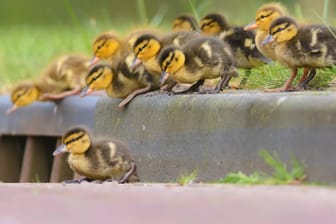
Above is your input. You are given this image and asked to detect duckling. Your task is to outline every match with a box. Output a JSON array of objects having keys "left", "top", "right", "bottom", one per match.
[
  {"left": 89, "top": 32, "right": 129, "bottom": 66},
  {"left": 262, "top": 16, "right": 336, "bottom": 91},
  {"left": 53, "top": 127, "right": 139, "bottom": 184},
  {"left": 200, "top": 12, "right": 270, "bottom": 69},
  {"left": 132, "top": 31, "right": 199, "bottom": 74},
  {"left": 244, "top": 3, "right": 316, "bottom": 89},
  {"left": 159, "top": 36, "right": 238, "bottom": 93},
  {"left": 81, "top": 54, "right": 159, "bottom": 108},
  {"left": 172, "top": 14, "right": 200, "bottom": 32},
  {"left": 132, "top": 31, "right": 199, "bottom": 91},
  {"left": 244, "top": 3, "right": 288, "bottom": 61},
  {"left": 6, "top": 54, "right": 90, "bottom": 114}
]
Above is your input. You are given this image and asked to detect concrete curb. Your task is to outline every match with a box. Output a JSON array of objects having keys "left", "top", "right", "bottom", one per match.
[
  {"left": 1, "top": 91, "right": 336, "bottom": 183},
  {"left": 94, "top": 91, "right": 336, "bottom": 183}
]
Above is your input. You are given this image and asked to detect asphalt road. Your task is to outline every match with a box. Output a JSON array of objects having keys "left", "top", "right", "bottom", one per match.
[{"left": 1, "top": 183, "right": 336, "bottom": 224}]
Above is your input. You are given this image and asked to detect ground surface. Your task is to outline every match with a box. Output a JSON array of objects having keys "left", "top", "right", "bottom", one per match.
[{"left": 1, "top": 183, "right": 336, "bottom": 224}]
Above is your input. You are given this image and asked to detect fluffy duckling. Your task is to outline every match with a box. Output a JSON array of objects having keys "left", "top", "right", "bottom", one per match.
[
  {"left": 244, "top": 3, "right": 316, "bottom": 89},
  {"left": 82, "top": 54, "right": 159, "bottom": 108},
  {"left": 159, "top": 36, "right": 238, "bottom": 93},
  {"left": 53, "top": 127, "right": 139, "bottom": 183},
  {"left": 244, "top": 3, "right": 288, "bottom": 61},
  {"left": 262, "top": 16, "right": 336, "bottom": 91},
  {"left": 200, "top": 13, "right": 270, "bottom": 69},
  {"left": 172, "top": 14, "right": 200, "bottom": 32},
  {"left": 6, "top": 54, "right": 90, "bottom": 114},
  {"left": 132, "top": 31, "right": 199, "bottom": 80},
  {"left": 89, "top": 32, "right": 129, "bottom": 66}
]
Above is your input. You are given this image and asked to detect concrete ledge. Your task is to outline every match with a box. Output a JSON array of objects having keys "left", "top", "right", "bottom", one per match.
[
  {"left": 1, "top": 91, "right": 336, "bottom": 183},
  {"left": 0, "top": 95, "right": 99, "bottom": 136},
  {"left": 94, "top": 91, "right": 336, "bottom": 183}
]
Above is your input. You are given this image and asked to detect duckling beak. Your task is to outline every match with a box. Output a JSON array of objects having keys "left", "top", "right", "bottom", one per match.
[
  {"left": 53, "top": 144, "right": 68, "bottom": 156},
  {"left": 80, "top": 87, "right": 94, "bottom": 98},
  {"left": 88, "top": 56, "right": 100, "bottom": 67},
  {"left": 130, "top": 57, "right": 142, "bottom": 71},
  {"left": 5, "top": 104, "right": 18, "bottom": 115},
  {"left": 262, "top": 35, "right": 274, "bottom": 45},
  {"left": 160, "top": 71, "right": 170, "bottom": 85},
  {"left": 244, "top": 22, "right": 258, "bottom": 31}
]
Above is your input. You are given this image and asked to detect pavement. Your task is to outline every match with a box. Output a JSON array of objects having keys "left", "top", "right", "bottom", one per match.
[{"left": 1, "top": 183, "right": 336, "bottom": 224}]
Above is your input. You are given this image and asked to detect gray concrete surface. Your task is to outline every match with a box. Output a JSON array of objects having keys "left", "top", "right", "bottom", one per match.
[
  {"left": 1, "top": 91, "right": 336, "bottom": 183},
  {"left": 0, "top": 183, "right": 335, "bottom": 224},
  {"left": 94, "top": 91, "right": 336, "bottom": 183},
  {"left": 0, "top": 95, "right": 98, "bottom": 136}
]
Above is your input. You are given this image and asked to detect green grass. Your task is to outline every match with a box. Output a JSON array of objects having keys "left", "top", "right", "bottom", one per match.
[
  {"left": 177, "top": 170, "right": 198, "bottom": 186},
  {"left": 1, "top": 1, "right": 336, "bottom": 93},
  {"left": 216, "top": 150, "right": 307, "bottom": 185}
]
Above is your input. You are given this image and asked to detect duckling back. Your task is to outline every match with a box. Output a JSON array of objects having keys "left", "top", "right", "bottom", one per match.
[
  {"left": 68, "top": 138, "right": 139, "bottom": 182},
  {"left": 201, "top": 13, "right": 270, "bottom": 69},
  {"left": 38, "top": 54, "right": 90, "bottom": 93},
  {"left": 172, "top": 14, "right": 200, "bottom": 32},
  {"left": 159, "top": 36, "right": 238, "bottom": 86}
]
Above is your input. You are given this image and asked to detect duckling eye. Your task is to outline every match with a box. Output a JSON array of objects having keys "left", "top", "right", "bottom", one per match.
[{"left": 175, "top": 58, "right": 178, "bottom": 62}]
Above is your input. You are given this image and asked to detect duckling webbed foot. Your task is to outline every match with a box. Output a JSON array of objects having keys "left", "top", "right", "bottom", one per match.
[
  {"left": 118, "top": 85, "right": 152, "bottom": 109},
  {"left": 170, "top": 80, "right": 205, "bottom": 94},
  {"left": 295, "top": 68, "right": 316, "bottom": 90},
  {"left": 118, "top": 161, "right": 137, "bottom": 184},
  {"left": 62, "top": 177, "right": 94, "bottom": 184}
]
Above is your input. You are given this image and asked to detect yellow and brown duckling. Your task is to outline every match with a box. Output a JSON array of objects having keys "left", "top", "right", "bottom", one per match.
[
  {"left": 132, "top": 31, "right": 199, "bottom": 90},
  {"left": 82, "top": 55, "right": 160, "bottom": 108},
  {"left": 89, "top": 31, "right": 129, "bottom": 66},
  {"left": 53, "top": 127, "right": 139, "bottom": 184},
  {"left": 244, "top": 3, "right": 317, "bottom": 89},
  {"left": 172, "top": 14, "right": 200, "bottom": 32},
  {"left": 6, "top": 54, "right": 90, "bottom": 114},
  {"left": 159, "top": 36, "right": 239, "bottom": 93},
  {"left": 200, "top": 12, "right": 271, "bottom": 69},
  {"left": 262, "top": 16, "right": 336, "bottom": 91},
  {"left": 244, "top": 2, "right": 288, "bottom": 61},
  {"left": 132, "top": 31, "right": 199, "bottom": 74}
]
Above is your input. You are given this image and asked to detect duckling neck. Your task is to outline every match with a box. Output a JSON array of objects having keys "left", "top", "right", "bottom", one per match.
[{"left": 143, "top": 57, "right": 161, "bottom": 75}]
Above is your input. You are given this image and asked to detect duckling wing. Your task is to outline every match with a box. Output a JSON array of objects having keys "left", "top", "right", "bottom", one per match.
[
  {"left": 298, "top": 25, "right": 336, "bottom": 65},
  {"left": 221, "top": 27, "right": 271, "bottom": 65},
  {"left": 183, "top": 37, "right": 232, "bottom": 68},
  {"left": 161, "top": 31, "right": 199, "bottom": 48}
]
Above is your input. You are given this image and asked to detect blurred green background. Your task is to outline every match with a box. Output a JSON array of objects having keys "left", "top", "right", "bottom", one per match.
[
  {"left": 1, "top": 0, "right": 335, "bottom": 26},
  {"left": 0, "top": 0, "right": 335, "bottom": 90}
]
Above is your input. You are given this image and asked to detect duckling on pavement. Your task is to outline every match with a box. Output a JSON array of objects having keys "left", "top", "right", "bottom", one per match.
[
  {"left": 262, "top": 16, "right": 336, "bottom": 92},
  {"left": 6, "top": 54, "right": 90, "bottom": 115},
  {"left": 53, "top": 127, "right": 139, "bottom": 184},
  {"left": 159, "top": 36, "right": 239, "bottom": 93}
]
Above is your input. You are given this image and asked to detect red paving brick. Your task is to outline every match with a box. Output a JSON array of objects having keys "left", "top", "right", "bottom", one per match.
[{"left": 1, "top": 183, "right": 336, "bottom": 224}]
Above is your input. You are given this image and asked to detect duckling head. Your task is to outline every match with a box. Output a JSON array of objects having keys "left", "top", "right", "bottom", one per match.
[
  {"left": 81, "top": 64, "right": 113, "bottom": 97},
  {"left": 172, "top": 14, "right": 199, "bottom": 32},
  {"left": 158, "top": 46, "right": 185, "bottom": 84},
  {"left": 133, "top": 34, "right": 162, "bottom": 61},
  {"left": 6, "top": 83, "right": 40, "bottom": 115},
  {"left": 90, "top": 33, "right": 121, "bottom": 66},
  {"left": 244, "top": 3, "right": 287, "bottom": 31},
  {"left": 262, "top": 16, "right": 298, "bottom": 45},
  {"left": 53, "top": 127, "right": 91, "bottom": 155},
  {"left": 131, "top": 34, "right": 162, "bottom": 69},
  {"left": 200, "top": 13, "right": 229, "bottom": 35}
]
